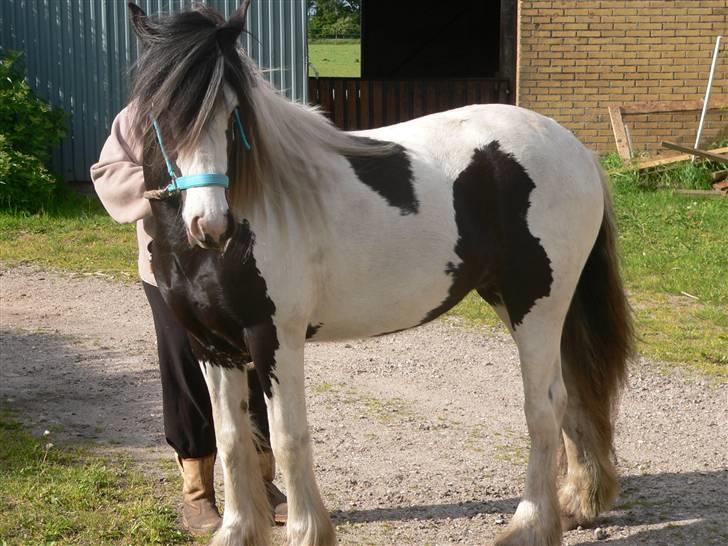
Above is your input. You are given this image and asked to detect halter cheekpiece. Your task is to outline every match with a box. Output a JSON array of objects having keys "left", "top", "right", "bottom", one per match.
[{"left": 144, "top": 109, "right": 251, "bottom": 200}]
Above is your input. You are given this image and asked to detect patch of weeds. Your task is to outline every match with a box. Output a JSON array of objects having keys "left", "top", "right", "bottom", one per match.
[
  {"left": 0, "top": 410, "right": 193, "bottom": 545},
  {"left": 603, "top": 151, "right": 723, "bottom": 191},
  {"left": 319, "top": 384, "right": 417, "bottom": 425},
  {"left": 493, "top": 442, "right": 528, "bottom": 467},
  {"left": 358, "top": 394, "right": 414, "bottom": 423},
  {"left": 463, "top": 423, "right": 487, "bottom": 453},
  {"left": 464, "top": 424, "right": 528, "bottom": 466},
  {"left": 312, "top": 381, "right": 336, "bottom": 394}
]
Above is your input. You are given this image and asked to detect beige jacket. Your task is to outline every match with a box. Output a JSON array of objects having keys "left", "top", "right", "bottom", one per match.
[{"left": 90, "top": 107, "right": 156, "bottom": 285}]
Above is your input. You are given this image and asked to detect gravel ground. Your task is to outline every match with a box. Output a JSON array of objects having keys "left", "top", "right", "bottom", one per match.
[{"left": 1, "top": 265, "right": 726, "bottom": 545}]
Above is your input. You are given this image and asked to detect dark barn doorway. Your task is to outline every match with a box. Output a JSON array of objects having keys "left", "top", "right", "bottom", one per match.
[
  {"left": 309, "top": 0, "right": 517, "bottom": 130},
  {"left": 361, "top": 1, "right": 503, "bottom": 79}
]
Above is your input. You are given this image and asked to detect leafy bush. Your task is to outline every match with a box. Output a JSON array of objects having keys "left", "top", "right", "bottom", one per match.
[{"left": 0, "top": 50, "right": 66, "bottom": 212}]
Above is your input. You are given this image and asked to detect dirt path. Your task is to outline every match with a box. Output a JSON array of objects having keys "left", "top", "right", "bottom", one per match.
[{"left": 1, "top": 265, "right": 726, "bottom": 545}]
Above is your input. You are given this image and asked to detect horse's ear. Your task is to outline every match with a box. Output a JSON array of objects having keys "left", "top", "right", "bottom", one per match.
[
  {"left": 217, "top": 0, "right": 251, "bottom": 50},
  {"left": 128, "top": 3, "right": 155, "bottom": 42}
]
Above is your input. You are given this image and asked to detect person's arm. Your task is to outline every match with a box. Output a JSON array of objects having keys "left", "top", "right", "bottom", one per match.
[{"left": 90, "top": 106, "right": 151, "bottom": 223}]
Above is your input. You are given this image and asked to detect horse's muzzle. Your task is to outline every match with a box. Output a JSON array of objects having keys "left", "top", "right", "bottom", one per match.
[{"left": 187, "top": 212, "right": 234, "bottom": 251}]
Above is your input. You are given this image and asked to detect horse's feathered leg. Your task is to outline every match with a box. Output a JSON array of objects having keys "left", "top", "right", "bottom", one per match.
[
  {"left": 200, "top": 363, "right": 272, "bottom": 546},
  {"left": 558, "top": 186, "right": 632, "bottom": 529},
  {"left": 493, "top": 308, "right": 568, "bottom": 546},
  {"left": 266, "top": 340, "right": 336, "bottom": 546}
]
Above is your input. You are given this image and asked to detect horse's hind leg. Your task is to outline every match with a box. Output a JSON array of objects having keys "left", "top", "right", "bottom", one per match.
[
  {"left": 558, "top": 367, "right": 619, "bottom": 529},
  {"left": 493, "top": 306, "right": 569, "bottom": 546},
  {"left": 200, "top": 363, "right": 271, "bottom": 546}
]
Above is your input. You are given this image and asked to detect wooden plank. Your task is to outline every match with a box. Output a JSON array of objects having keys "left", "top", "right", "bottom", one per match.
[
  {"left": 467, "top": 80, "right": 478, "bottom": 104},
  {"left": 371, "top": 80, "right": 383, "bottom": 128},
  {"left": 346, "top": 79, "right": 359, "bottom": 130},
  {"left": 634, "top": 146, "right": 728, "bottom": 170},
  {"left": 413, "top": 80, "right": 425, "bottom": 118},
  {"left": 308, "top": 79, "right": 319, "bottom": 104},
  {"left": 661, "top": 141, "right": 728, "bottom": 164},
  {"left": 673, "top": 189, "right": 725, "bottom": 198},
  {"left": 608, "top": 105, "right": 632, "bottom": 160},
  {"left": 333, "top": 79, "right": 345, "bottom": 129},
  {"left": 619, "top": 97, "right": 728, "bottom": 115},
  {"left": 425, "top": 83, "right": 437, "bottom": 116},
  {"left": 635, "top": 154, "right": 692, "bottom": 170},
  {"left": 386, "top": 81, "right": 399, "bottom": 125},
  {"left": 399, "top": 80, "right": 411, "bottom": 124},
  {"left": 359, "top": 80, "right": 371, "bottom": 129},
  {"left": 318, "top": 78, "right": 332, "bottom": 118},
  {"left": 454, "top": 80, "right": 467, "bottom": 109}
]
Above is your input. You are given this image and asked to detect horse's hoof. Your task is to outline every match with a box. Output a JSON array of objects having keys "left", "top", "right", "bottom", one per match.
[{"left": 494, "top": 520, "right": 561, "bottom": 546}]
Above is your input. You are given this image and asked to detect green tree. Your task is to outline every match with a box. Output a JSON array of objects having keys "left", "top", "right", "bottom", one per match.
[{"left": 308, "top": 0, "right": 361, "bottom": 40}]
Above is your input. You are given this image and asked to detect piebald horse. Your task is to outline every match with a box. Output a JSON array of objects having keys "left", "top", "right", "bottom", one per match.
[{"left": 127, "top": 3, "right": 633, "bottom": 545}]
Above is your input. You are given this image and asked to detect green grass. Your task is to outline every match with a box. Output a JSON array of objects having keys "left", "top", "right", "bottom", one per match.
[
  {"left": 0, "top": 194, "right": 137, "bottom": 279},
  {"left": 0, "top": 410, "right": 194, "bottom": 545},
  {"left": 308, "top": 40, "right": 360, "bottom": 77},
  {"left": 606, "top": 154, "right": 727, "bottom": 374}
]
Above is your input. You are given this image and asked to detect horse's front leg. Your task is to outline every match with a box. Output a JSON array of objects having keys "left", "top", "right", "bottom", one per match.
[
  {"left": 200, "top": 362, "right": 272, "bottom": 546},
  {"left": 265, "top": 337, "right": 335, "bottom": 546}
]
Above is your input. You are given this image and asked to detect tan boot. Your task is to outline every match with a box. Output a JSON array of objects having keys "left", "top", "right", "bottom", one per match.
[
  {"left": 259, "top": 450, "right": 288, "bottom": 524},
  {"left": 177, "top": 453, "right": 222, "bottom": 535}
]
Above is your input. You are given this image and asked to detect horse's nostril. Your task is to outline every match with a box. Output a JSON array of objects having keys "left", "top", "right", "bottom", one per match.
[
  {"left": 189, "top": 214, "right": 230, "bottom": 248},
  {"left": 189, "top": 215, "right": 204, "bottom": 241}
]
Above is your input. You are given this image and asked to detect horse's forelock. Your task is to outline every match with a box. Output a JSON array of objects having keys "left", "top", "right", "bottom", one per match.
[{"left": 129, "top": 5, "right": 254, "bottom": 157}]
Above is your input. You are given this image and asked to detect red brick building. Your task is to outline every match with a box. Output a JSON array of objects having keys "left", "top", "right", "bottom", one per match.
[{"left": 517, "top": 1, "right": 728, "bottom": 154}]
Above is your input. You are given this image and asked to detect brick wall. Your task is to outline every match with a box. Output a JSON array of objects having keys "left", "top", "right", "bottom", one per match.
[{"left": 517, "top": 1, "right": 728, "bottom": 155}]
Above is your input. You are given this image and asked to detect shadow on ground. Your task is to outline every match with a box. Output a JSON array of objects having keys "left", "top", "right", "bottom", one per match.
[
  {"left": 330, "top": 468, "right": 727, "bottom": 545},
  {"left": 0, "top": 329, "right": 163, "bottom": 448}
]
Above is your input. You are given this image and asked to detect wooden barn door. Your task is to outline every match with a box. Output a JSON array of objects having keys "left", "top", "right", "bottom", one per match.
[{"left": 309, "top": 0, "right": 518, "bottom": 130}]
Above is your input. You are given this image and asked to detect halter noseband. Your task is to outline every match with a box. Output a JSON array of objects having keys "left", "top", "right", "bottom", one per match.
[{"left": 144, "top": 108, "right": 251, "bottom": 200}]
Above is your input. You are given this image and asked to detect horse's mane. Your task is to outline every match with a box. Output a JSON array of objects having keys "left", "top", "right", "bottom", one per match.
[{"left": 129, "top": 5, "right": 392, "bottom": 221}]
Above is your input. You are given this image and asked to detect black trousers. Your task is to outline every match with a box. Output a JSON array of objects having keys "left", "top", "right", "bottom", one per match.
[{"left": 143, "top": 282, "right": 270, "bottom": 459}]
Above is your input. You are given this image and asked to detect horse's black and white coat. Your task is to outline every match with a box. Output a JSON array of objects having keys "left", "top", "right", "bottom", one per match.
[{"left": 130, "top": 4, "right": 633, "bottom": 546}]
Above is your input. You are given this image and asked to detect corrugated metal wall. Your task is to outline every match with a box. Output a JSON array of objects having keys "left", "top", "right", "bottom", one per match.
[{"left": 0, "top": 0, "right": 308, "bottom": 181}]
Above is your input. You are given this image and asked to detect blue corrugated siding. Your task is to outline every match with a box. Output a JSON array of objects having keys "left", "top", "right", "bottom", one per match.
[{"left": 0, "top": 0, "right": 308, "bottom": 181}]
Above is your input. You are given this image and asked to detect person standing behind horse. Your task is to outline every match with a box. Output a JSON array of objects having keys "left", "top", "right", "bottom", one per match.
[{"left": 90, "top": 105, "right": 287, "bottom": 534}]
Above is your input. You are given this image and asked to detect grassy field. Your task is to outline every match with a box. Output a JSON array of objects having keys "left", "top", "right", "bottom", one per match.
[
  {"left": 0, "top": 410, "right": 199, "bottom": 545},
  {"left": 0, "top": 196, "right": 137, "bottom": 279},
  {"left": 308, "top": 39, "right": 360, "bottom": 77}
]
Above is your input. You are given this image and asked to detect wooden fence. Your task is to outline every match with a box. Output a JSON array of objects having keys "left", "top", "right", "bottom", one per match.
[{"left": 308, "top": 77, "right": 512, "bottom": 130}]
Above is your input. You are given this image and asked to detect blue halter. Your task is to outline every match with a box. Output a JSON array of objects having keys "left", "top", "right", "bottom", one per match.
[{"left": 149, "top": 108, "right": 251, "bottom": 195}]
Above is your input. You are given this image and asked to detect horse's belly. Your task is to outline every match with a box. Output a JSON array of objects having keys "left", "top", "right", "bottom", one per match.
[{"left": 309, "top": 263, "right": 461, "bottom": 341}]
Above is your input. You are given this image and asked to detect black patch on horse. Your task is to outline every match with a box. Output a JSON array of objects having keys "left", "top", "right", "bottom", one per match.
[
  {"left": 346, "top": 137, "right": 419, "bottom": 215},
  {"left": 143, "top": 139, "right": 280, "bottom": 398},
  {"left": 421, "top": 141, "right": 553, "bottom": 327}
]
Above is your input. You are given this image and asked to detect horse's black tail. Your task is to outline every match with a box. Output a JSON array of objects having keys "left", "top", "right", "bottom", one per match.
[{"left": 559, "top": 166, "right": 635, "bottom": 523}]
